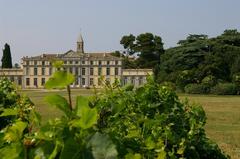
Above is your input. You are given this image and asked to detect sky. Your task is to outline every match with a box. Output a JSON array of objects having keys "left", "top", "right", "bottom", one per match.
[{"left": 0, "top": 0, "right": 240, "bottom": 63}]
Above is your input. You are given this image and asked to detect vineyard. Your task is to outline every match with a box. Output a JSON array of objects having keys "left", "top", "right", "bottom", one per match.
[{"left": 0, "top": 62, "right": 232, "bottom": 158}]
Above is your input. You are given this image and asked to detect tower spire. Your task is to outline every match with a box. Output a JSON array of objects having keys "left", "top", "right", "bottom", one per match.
[{"left": 77, "top": 33, "right": 84, "bottom": 53}]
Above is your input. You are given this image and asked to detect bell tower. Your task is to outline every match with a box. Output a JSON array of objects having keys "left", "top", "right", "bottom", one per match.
[{"left": 77, "top": 34, "right": 84, "bottom": 53}]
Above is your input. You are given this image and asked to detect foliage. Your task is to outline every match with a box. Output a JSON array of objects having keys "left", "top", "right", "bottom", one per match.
[
  {"left": 120, "top": 33, "right": 164, "bottom": 69},
  {"left": 92, "top": 77, "right": 228, "bottom": 158},
  {"left": 1, "top": 43, "right": 13, "bottom": 68},
  {"left": 158, "top": 29, "right": 240, "bottom": 94},
  {"left": 211, "top": 83, "right": 237, "bottom": 95},
  {"left": 184, "top": 83, "right": 210, "bottom": 94},
  {"left": 0, "top": 64, "right": 229, "bottom": 158}
]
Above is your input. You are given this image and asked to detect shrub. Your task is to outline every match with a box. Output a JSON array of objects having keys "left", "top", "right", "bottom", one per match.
[
  {"left": 159, "top": 81, "right": 176, "bottom": 91},
  {"left": 211, "top": 83, "right": 237, "bottom": 95},
  {"left": 93, "top": 77, "right": 228, "bottom": 158},
  {"left": 202, "top": 75, "right": 217, "bottom": 87},
  {"left": 184, "top": 83, "right": 210, "bottom": 94}
]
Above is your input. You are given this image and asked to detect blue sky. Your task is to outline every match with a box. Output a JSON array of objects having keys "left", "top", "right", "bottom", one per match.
[{"left": 0, "top": 0, "right": 240, "bottom": 63}]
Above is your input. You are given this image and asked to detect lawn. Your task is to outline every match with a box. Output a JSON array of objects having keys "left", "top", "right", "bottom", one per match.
[{"left": 19, "top": 90, "right": 240, "bottom": 159}]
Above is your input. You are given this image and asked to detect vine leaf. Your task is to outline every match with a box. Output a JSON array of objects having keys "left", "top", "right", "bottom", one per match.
[
  {"left": 45, "top": 94, "right": 72, "bottom": 117},
  {"left": 70, "top": 96, "right": 97, "bottom": 129},
  {"left": 4, "top": 121, "right": 27, "bottom": 142},
  {"left": 0, "top": 108, "right": 18, "bottom": 117},
  {"left": 45, "top": 71, "right": 75, "bottom": 89},
  {"left": 88, "top": 132, "right": 118, "bottom": 159}
]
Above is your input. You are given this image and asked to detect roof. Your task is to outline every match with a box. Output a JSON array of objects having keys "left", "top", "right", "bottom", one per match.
[{"left": 22, "top": 51, "right": 122, "bottom": 61}]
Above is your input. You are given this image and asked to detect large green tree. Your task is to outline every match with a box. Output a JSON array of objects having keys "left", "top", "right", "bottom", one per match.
[
  {"left": 1, "top": 43, "right": 13, "bottom": 68},
  {"left": 120, "top": 33, "right": 164, "bottom": 68},
  {"left": 158, "top": 29, "right": 240, "bottom": 92}
]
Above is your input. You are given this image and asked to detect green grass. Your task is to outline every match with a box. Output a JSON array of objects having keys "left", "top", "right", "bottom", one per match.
[
  {"left": 179, "top": 94, "right": 240, "bottom": 159},
  {"left": 18, "top": 90, "right": 240, "bottom": 158}
]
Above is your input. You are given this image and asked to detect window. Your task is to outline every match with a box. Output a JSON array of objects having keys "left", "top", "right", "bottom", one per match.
[
  {"left": 49, "top": 68, "right": 52, "bottom": 75},
  {"left": 26, "top": 78, "right": 30, "bottom": 86},
  {"left": 98, "top": 61, "right": 101, "bottom": 65},
  {"left": 115, "top": 67, "right": 118, "bottom": 75},
  {"left": 115, "top": 61, "right": 118, "bottom": 65},
  {"left": 18, "top": 77, "right": 22, "bottom": 85},
  {"left": 98, "top": 78, "right": 101, "bottom": 86},
  {"left": 75, "top": 78, "right": 79, "bottom": 85},
  {"left": 82, "top": 68, "right": 86, "bottom": 75},
  {"left": 106, "top": 67, "right": 110, "bottom": 76},
  {"left": 41, "top": 78, "right": 45, "bottom": 86},
  {"left": 26, "top": 61, "right": 29, "bottom": 65},
  {"left": 42, "top": 61, "right": 45, "bottom": 66},
  {"left": 139, "top": 77, "right": 143, "bottom": 85},
  {"left": 98, "top": 67, "right": 102, "bottom": 75},
  {"left": 90, "top": 61, "right": 93, "bottom": 65},
  {"left": 34, "top": 78, "right": 38, "bottom": 86},
  {"left": 107, "top": 61, "right": 110, "bottom": 65},
  {"left": 75, "top": 68, "right": 78, "bottom": 75},
  {"left": 90, "top": 68, "right": 94, "bottom": 75},
  {"left": 34, "top": 61, "right": 37, "bottom": 66},
  {"left": 10, "top": 77, "right": 14, "bottom": 82},
  {"left": 69, "top": 67, "right": 73, "bottom": 73},
  {"left": 64, "top": 61, "right": 67, "bottom": 64},
  {"left": 82, "top": 78, "right": 85, "bottom": 85},
  {"left": 26, "top": 67, "right": 29, "bottom": 75},
  {"left": 42, "top": 67, "right": 45, "bottom": 75},
  {"left": 131, "top": 77, "right": 135, "bottom": 85},
  {"left": 34, "top": 68, "right": 38, "bottom": 75},
  {"left": 82, "top": 61, "right": 85, "bottom": 65},
  {"left": 69, "top": 61, "right": 72, "bottom": 64},
  {"left": 75, "top": 61, "right": 78, "bottom": 64},
  {"left": 90, "top": 78, "right": 94, "bottom": 86}
]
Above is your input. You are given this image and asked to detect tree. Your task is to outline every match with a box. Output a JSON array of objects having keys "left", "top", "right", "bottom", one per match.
[
  {"left": 1, "top": 43, "right": 13, "bottom": 68},
  {"left": 120, "top": 33, "right": 164, "bottom": 68}
]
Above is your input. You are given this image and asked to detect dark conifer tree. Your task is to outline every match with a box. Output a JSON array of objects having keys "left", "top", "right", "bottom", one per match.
[{"left": 1, "top": 43, "right": 13, "bottom": 68}]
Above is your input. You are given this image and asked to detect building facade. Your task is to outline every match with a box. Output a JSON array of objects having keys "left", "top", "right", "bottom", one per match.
[{"left": 0, "top": 35, "right": 152, "bottom": 89}]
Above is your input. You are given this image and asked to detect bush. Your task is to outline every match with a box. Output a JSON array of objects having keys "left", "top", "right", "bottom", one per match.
[
  {"left": 184, "top": 83, "right": 210, "bottom": 94},
  {"left": 211, "top": 83, "right": 237, "bottom": 95},
  {"left": 93, "top": 77, "right": 228, "bottom": 158},
  {"left": 159, "top": 81, "right": 176, "bottom": 91}
]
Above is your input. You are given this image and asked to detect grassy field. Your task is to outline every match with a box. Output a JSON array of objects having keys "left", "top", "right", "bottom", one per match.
[{"left": 19, "top": 90, "right": 240, "bottom": 158}]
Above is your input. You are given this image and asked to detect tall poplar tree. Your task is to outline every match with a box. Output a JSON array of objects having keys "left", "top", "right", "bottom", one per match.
[{"left": 1, "top": 43, "right": 13, "bottom": 68}]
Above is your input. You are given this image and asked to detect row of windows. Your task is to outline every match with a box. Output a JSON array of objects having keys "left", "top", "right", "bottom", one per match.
[
  {"left": 26, "top": 67, "right": 52, "bottom": 76},
  {"left": 26, "top": 78, "right": 45, "bottom": 86},
  {"left": 25, "top": 60, "right": 121, "bottom": 66},
  {"left": 75, "top": 78, "right": 110, "bottom": 86},
  {"left": 63, "top": 60, "right": 119, "bottom": 65},
  {"left": 25, "top": 61, "right": 51, "bottom": 66}
]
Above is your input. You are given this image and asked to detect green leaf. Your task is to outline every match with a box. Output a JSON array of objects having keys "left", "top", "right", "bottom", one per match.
[
  {"left": 60, "top": 137, "right": 82, "bottom": 159},
  {"left": 145, "top": 137, "right": 155, "bottom": 150},
  {"left": 88, "top": 132, "right": 118, "bottom": 159},
  {"left": 45, "top": 94, "right": 72, "bottom": 117},
  {"left": 0, "top": 108, "right": 18, "bottom": 117},
  {"left": 125, "top": 153, "right": 141, "bottom": 159},
  {"left": 75, "top": 96, "right": 89, "bottom": 117},
  {"left": 4, "top": 121, "right": 27, "bottom": 142},
  {"left": 45, "top": 71, "right": 75, "bottom": 89},
  {"left": 71, "top": 106, "right": 97, "bottom": 129},
  {"left": 48, "top": 140, "right": 63, "bottom": 159},
  {"left": 0, "top": 142, "right": 23, "bottom": 159}
]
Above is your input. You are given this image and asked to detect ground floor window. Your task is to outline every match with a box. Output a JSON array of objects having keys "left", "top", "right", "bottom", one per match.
[
  {"left": 90, "top": 78, "right": 94, "bottom": 86},
  {"left": 18, "top": 77, "right": 22, "bottom": 85},
  {"left": 34, "top": 78, "right": 38, "bottom": 87},
  {"left": 26, "top": 78, "right": 30, "bottom": 86},
  {"left": 82, "top": 78, "right": 85, "bottom": 86},
  {"left": 41, "top": 78, "right": 45, "bottom": 86}
]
